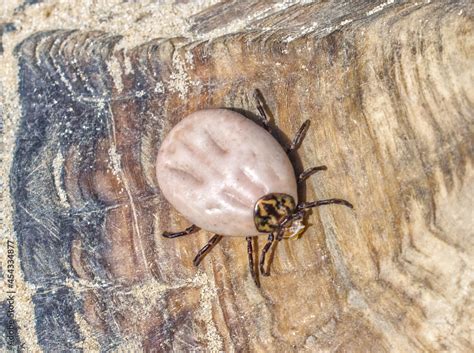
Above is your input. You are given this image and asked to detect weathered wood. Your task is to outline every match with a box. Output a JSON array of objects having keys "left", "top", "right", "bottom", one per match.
[{"left": 2, "top": 1, "right": 473, "bottom": 351}]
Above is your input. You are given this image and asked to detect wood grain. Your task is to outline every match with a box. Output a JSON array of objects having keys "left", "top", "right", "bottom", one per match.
[{"left": 4, "top": 1, "right": 473, "bottom": 351}]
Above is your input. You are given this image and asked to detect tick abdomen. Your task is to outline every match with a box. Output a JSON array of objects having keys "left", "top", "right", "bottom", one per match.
[{"left": 156, "top": 109, "right": 298, "bottom": 236}]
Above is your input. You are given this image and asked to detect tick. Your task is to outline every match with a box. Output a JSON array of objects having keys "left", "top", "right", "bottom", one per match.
[{"left": 156, "top": 90, "right": 353, "bottom": 286}]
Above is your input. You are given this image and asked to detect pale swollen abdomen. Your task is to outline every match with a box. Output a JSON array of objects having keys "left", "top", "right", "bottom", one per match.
[{"left": 156, "top": 109, "right": 298, "bottom": 236}]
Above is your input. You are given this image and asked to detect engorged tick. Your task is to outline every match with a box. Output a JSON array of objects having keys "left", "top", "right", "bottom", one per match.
[{"left": 156, "top": 90, "right": 353, "bottom": 287}]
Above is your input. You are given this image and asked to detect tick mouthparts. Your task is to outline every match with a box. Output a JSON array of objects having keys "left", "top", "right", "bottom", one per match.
[{"left": 283, "top": 218, "right": 306, "bottom": 239}]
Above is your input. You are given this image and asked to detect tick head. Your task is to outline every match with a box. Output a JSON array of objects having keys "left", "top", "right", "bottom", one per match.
[{"left": 254, "top": 193, "right": 296, "bottom": 233}]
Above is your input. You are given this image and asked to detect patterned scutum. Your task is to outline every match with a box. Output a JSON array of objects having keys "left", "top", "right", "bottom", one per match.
[{"left": 254, "top": 193, "right": 296, "bottom": 232}]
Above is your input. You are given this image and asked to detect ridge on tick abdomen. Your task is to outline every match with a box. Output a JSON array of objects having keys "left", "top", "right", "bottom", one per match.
[{"left": 156, "top": 109, "right": 298, "bottom": 237}]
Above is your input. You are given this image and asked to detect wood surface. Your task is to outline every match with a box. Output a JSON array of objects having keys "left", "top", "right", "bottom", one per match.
[{"left": 1, "top": 0, "right": 473, "bottom": 351}]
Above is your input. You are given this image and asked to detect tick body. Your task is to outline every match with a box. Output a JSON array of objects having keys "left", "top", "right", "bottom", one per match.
[
  {"left": 156, "top": 109, "right": 297, "bottom": 236},
  {"left": 156, "top": 91, "right": 353, "bottom": 286}
]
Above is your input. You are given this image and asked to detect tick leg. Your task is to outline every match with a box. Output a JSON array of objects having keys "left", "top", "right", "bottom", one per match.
[
  {"left": 298, "top": 165, "right": 327, "bottom": 183},
  {"left": 298, "top": 198, "right": 354, "bottom": 211},
  {"left": 259, "top": 233, "right": 275, "bottom": 276},
  {"left": 193, "top": 234, "right": 224, "bottom": 266},
  {"left": 246, "top": 236, "right": 259, "bottom": 287},
  {"left": 162, "top": 224, "right": 199, "bottom": 238},
  {"left": 253, "top": 89, "right": 272, "bottom": 132},
  {"left": 286, "top": 120, "right": 310, "bottom": 154}
]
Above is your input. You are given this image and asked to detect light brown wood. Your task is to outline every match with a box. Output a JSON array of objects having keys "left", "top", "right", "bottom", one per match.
[{"left": 1, "top": 1, "right": 473, "bottom": 351}]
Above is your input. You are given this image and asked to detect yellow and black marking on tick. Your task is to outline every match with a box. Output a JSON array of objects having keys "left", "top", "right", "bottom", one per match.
[{"left": 254, "top": 193, "right": 296, "bottom": 232}]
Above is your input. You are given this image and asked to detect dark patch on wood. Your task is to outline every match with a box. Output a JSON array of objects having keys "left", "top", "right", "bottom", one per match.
[
  {"left": 33, "top": 287, "right": 81, "bottom": 350},
  {"left": 0, "top": 22, "right": 15, "bottom": 54},
  {"left": 0, "top": 301, "right": 21, "bottom": 350}
]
